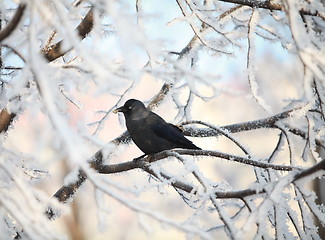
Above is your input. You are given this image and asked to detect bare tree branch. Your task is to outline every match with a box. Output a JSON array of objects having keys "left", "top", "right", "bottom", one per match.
[
  {"left": 294, "top": 159, "right": 325, "bottom": 181},
  {"left": 0, "top": 109, "right": 16, "bottom": 133},
  {"left": 0, "top": 3, "right": 27, "bottom": 133},
  {"left": 181, "top": 106, "right": 301, "bottom": 137},
  {"left": 42, "top": 7, "right": 94, "bottom": 62},
  {"left": 219, "top": 0, "right": 282, "bottom": 10},
  {"left": 216, "top": 0, "right": 324, "bottom": 20},
  {"left": 0, "top": 3, "right": 26, "bottom": 42}
]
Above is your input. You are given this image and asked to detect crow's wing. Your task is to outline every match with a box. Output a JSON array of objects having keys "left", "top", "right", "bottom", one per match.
[{"left": 152, "top": 122, "right": 198, "bottom": 148}]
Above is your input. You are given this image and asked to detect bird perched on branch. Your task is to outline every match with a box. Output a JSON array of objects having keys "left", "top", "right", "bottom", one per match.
[{"left": 113, "top": 99, "right": 201, "bottom": 155}]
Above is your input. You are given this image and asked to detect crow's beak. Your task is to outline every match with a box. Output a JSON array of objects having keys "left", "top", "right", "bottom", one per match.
[{"left": 113, "top": 106, "right": 125, "bottom": 114}]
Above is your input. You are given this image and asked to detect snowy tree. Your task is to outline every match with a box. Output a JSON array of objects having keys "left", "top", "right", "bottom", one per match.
[{"left": 1, "top": 0, "right": 325, "bottom": 239}]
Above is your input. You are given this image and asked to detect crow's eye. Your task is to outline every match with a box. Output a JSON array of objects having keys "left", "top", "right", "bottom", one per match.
[{"left": 128, "top": 106, "right": 133, "bottom": 110}]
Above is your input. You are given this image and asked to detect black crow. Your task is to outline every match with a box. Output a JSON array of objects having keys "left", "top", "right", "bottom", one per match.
[{"left": 113, "top": 99, "right": 201, "bottom": 155}]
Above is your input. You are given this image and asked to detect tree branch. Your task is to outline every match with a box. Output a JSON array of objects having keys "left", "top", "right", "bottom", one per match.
[
  {"left": 0, "top": 3, "right": 26, "bottom": 42},
  {"left": 182, "top": 107, "right": 300, "bottom": 137},
  {"left": 42, "top": 7, "right": 94, "bottom": 62},
  {"left": 294, "top": 159, "right": 325, "bottom": 181},
  {"left": 49, "top": 147, "right": 297, "bottom": 219},
  {"left": 216, "top": 0, "right": 324, "bottom": 20},
  {"left": 93, "top": 149, "right": 295, "bottom": 178},
  {"left": 0, "top": 4, "right": 27, "bottom": 133},
  {"left": 0, "top": 109, "right": 16, "bottom": 133}
]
